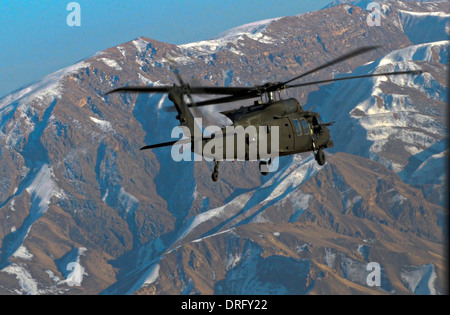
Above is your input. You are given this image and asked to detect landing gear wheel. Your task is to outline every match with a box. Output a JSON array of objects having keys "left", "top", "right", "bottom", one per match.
[
  {"left": 316, "top": 148, "right": 326, "bottom": 166},
  {"left": 212, "top": 161, "right": 220, "bottom": 182},
  {"left": 259, "top": 159, "right": 271, "bottom": 176}
]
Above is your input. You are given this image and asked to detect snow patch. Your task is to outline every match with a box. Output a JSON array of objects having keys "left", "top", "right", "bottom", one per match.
[
  {"left": 125, "top": 263, "right": 161, "bottom": 295},
  {"left": 90, "top": 117, "right": 113, "bottom": 132},
  {"left": 324, "top": 248, "right": 336, "bottom": 268},
  {"left": 26, "top": 165, "right": 64, "bottom": 212},
  {"left": 2, "top": 263, "right": 39, "bottom": 295},
  {"left": 398, "top": 10, "right": 450, "bottom": 18},
  {"left": 132, "top": 38, "right": 149, "bottom": 54},
  {"left": 227, "top": 252, "right": 242, "bottom": 271},
  {"left": 179, "top": 192, "right": 253, "bottom": 241},
  {"left": 378, "top": 40, "right": 449, "bottom": 67},
  {"left": 264, "top": 155, "right": 322, "bottom": 202},
  {"left": 0, "top": 61, "right": 89, "bottom": 110},
  {"left": 100, "top": 58, "right": 122, "bottom": 71},
  {"left": 179, "top": 17, "right": 280, "bottom": 57},
  {"left": 390, "top": 193, "right": 407, "bottom": 205},
  {"left": 144, "top": 264, "right": 160, "bottom": 285},
  {"left": 191, "top": 228, "right": 235, "bottom": 244},
  {"left": 288, "top": 191, "right": 313, "bottom": 222},
  {"left": 213, "top": 17, "right": 281, "bottom": 40},
  {"left": 117, "top": 46, "right": 127, "bottom": 58},
  {"left": 46, "top": 270, "right": 61, "bottom": 283},
  {"left": 12, "top": 246, "right": 34, "bottom": 261},
  {"left": 138, "top": 73, "right": 154, "bottom": 85},
  {"left": 118, "top": 187, "right": 139, "bottom": 215}
]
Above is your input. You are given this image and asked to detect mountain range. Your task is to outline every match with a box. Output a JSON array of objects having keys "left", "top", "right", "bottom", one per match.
[{"left": 0, "top": 0, "right": 448, "bottom": 295}]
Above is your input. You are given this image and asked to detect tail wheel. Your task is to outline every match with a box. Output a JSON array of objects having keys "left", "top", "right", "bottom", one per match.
[
  {"left": 316, "top": 148, "right": 326, "bottom": 166},
  {"left": 259, "top": 160, "right": 270, "bottom": 176},
  {"left": 212, "top": 160, "right": 220, "bottom": 182}
]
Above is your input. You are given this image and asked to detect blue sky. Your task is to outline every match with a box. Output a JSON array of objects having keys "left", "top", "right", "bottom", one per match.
[{"left": 0, "top": 0, "right": 331, "bottom": 98}]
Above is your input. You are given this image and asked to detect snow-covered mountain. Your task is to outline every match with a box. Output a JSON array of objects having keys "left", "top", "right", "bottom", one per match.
[
  {"left": 306, "top": 40, "right": 448, "bottom": 205},
  {"left": 0, "top": 0, "right": 447, "bottom": 295},
  {"left": 325, "top": 0, "right": 450, "bottom": 45}
]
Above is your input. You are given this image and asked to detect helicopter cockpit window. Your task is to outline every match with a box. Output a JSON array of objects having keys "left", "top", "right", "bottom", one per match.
[
  {"left": 293, "top": 119, "right": 302, "bottom": 135},
  {"left": 316, "top": 115, "right": 323, "bottom": 124},
  {"left": 300, "top": 119, "right": 310, "bottom": 135}
]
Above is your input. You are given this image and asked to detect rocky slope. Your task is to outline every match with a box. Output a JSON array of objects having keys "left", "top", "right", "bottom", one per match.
[
  {"left": 133, "top": 152, "right": 446, "bottom": 295},
  {"left": 0, "top": 0, "right": 447, "bottom": 294}
]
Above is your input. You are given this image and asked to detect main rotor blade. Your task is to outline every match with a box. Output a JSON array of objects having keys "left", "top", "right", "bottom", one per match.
[
  {"left": 105, "top": 86, "right": 173, "bottom": 95},
  {"left": 280, "top": 46, "right": 381, "bottom": 87},
  {"left": 191, "top": 92, "right": 259, "bottom": 107},
  {"left": 190, "top": 86, "right": 253, "bottom": 95},
  {"left": 105, "top": 85, "right": 252, "bottom": 96},
  {"left": 285, "top": 70, "right": 423, "bottom": 89}
]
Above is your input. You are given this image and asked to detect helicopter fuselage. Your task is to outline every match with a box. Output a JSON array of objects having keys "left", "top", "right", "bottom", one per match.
[{"left": 196, "top": 98, "right": 334, "bottom": 161}]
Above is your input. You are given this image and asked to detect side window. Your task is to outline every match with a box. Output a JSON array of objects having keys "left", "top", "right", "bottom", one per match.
[
  {"left": 300, "top": 119, "right": 310, "bottom": 135},
  {"left": 293, "top": 119, "right": 302, "bottom": 135}
]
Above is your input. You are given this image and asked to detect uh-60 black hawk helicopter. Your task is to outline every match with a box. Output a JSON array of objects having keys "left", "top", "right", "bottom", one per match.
[{"left": 106, "top": 46, "right": 421, "bottom": 181}]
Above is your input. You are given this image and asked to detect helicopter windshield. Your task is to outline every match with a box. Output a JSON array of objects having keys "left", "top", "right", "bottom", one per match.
[
  {"left": 316, "top": 115, "right": 323, "bottom": 124},
  {"left": 300, "top": 119, "right": 310, "bottom": 135}
]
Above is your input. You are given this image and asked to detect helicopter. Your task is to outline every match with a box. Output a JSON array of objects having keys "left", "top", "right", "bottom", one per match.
[{"left": 106, "top": 46, "right": 422, "bottom": 181}]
